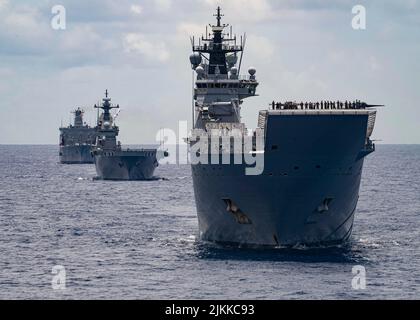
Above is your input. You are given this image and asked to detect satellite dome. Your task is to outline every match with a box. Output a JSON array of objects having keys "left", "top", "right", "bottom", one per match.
[
  {"left": 195, "top": 66, "right": 205, "bottom": 75},
  {"left": 230, "top": 67, "right": 238, "bottom": 75},
  {"left": 189, "top": 53, "right": 202, "bottom": 67},
  {"left": 248, "top": 67, "right": 256, "bottom": 76},
  {"left": 226, "top": 53, "right": 238, "bottom": 66}
]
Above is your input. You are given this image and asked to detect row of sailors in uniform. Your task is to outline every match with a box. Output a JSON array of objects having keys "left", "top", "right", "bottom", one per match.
[{"left": 270, "top": 100, "right": 366, "bottom": 110}]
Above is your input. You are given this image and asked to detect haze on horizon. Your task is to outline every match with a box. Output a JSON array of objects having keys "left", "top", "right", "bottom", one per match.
[{"left": 0, "top": 0, "right": 419, "bottom": 144}]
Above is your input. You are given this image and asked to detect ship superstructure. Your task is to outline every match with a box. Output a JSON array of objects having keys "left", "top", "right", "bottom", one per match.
[
  {"left": 59, "top": 108, "right": 96, "bottom": 164},
  {"left": 188, "top": 8, "right": 379, "bottom": 246}
]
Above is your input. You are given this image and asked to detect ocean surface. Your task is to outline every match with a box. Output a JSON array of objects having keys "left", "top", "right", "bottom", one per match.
[{"left": 0, "top": 145, "right": 419, "bottom": 300}]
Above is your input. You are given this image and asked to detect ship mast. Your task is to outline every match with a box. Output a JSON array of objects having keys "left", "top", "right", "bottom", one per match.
[
  {"left": 94, "top": 89, "right": 119, "bottom": 126},
  {"left": 189, "top": 7, "right": 258, "bottom": 127},
  {"left": 191, "top": 6, "right": 243, "bottom": 76}
]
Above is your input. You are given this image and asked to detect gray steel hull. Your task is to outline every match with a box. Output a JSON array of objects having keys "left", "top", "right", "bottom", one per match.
[
  {"left": 192, "top": 161, "right": 362, "bottom": 246},
  {"left": 191, "top": 112, "right": 373, "bottom": 246},
  {"left": 59, "top": 145, "right": 94, "bottom": 164},
  {"left": 94, "top": 151, "right": 158, "bottom": 180}
]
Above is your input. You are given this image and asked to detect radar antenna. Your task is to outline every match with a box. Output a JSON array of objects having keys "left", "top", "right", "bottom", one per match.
[
  {"left": 94, "top": 90, "right": 120, "bottom": 124},
  {"left": 214, "top": 6, "right": 224, "bottom": 27}
]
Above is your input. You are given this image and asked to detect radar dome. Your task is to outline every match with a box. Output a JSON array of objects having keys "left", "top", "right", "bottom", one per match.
[
  {"left": 189, "top": 53, "right": 202, "bottom": 68},
  {"left": 248, "top": 67, "right": 256, "bottom": 76},
  {"left": 195, "top": 66, "right": 205, "bottom": 75},
  {"left": 226, "top": 53, "right": 238, "bottom": 66},
  {"left": 103, "top": 121, "right": 111, "bottom": 128},
  {"left": 230, "top": 67, "right": 238, "bottom": 75}
]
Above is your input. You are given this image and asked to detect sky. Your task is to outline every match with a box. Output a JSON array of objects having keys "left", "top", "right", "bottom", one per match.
[{"left": 0, "top": 0, "right": 419, "bottom": 144}]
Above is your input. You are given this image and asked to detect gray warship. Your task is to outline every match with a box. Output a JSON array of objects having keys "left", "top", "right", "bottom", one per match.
[
  {"left": 59, "top": 108, "right": 96, "bottom": 164},
  {"left": 188, "top": 8, "right": 380, "bottom": 246},
  {"left": 92, "top": 90, "right": 162, "bottom": 181}
]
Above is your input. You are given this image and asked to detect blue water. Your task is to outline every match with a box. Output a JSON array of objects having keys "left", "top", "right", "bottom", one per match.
[{"left": 0, "top": 145, "right": 418, "bottom": 299}]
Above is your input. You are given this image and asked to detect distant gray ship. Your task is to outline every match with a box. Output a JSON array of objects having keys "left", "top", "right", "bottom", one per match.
[
  {"left": 92, "top": 90, "right": 164, "bottom": 181},
  {"left": 188, "top": 8, "right": 380, "bottom": 246},
  {"left": 59, "top": 108, "right": 96, "bottom": 164}
]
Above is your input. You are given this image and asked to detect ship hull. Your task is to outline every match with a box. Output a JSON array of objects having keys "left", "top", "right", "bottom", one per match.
[
  {"left": 191, "top": 112, "right": 374, "bottom": 246},
  {"left": 192, "top": 160, "right": 363, "bottom": 246},
  {"left": 94, "top": 150, "right": 158, "bottom": 180},
  {"left": 59, "top": 145, "right": 94, "bottom": 164}
]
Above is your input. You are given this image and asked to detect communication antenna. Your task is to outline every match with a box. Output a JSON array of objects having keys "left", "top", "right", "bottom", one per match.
[
  {"left": 113, "top": 109, "right": 121, "bottom": 121},
  {"left": 96, "top": 101, "right": 100, "bottom": 125},
  {"left": 192, "top": 70, "right": 195, "bottom": 129},
  {"left": 238, "top": 33, "right": 247, "bottom": 74}
]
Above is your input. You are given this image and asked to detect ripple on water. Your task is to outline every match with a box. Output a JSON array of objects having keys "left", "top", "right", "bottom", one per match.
[{"left": 0, "top": 145, "right": 419, "bottom": 299}]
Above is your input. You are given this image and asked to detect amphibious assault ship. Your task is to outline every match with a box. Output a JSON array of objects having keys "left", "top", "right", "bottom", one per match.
[
  {"left": 59, "top": 108, "right": 96, "bottom": 164},
  {"left": 92, "top": 90, "right": 162, "bottom": 180},
  {"left": 188, "top": 8, "right": 380, "bottom": 246}
]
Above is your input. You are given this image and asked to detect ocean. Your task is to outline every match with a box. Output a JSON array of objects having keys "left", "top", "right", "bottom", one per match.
[{"left": 0, "top": 145, "right": 418, "bottom": 299}]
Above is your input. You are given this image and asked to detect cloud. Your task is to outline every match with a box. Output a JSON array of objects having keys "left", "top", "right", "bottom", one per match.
[
  {"left": 176, "top": 22, "right": 205, "bottom": 37},
  {"left": 0, "top": 0, "right": 9, "bottom": 11},
  {"left": 59, "top": 25, "right": 104, "bottom": 51},
  {"left": 130, "top": 4, "right": 143, "bottom": 15},
  {"left": 0, "top": 4, "right": 53, "bottom": 55},
  {"left": 0, "top": 0, "right": 419, "bottom": 144},
  {"left": 203, "top": 0, "right": 273, "bottom": 22},
  {"left": 155, "top": 0, "right": 172, "bottom": 12},
  {"left": 123, "top": 33, "right": 170, "bottom": 62},
  {"left": 246, "top": 35, "right": 275, "bottom": 62},
  {"left": 368, "top": 55, "right": 382, "bottom": 72}
]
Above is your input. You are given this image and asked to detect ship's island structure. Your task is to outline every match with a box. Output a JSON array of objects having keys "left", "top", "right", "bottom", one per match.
[
  {"left": 91, "top": 90, "right": 164, "bottom": 181},
  {"left": 188, "top": 7, "right": 380, "bottom": 246},
  {"left": 59, "top": 108, "right": 96, "bottom": 164}
]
